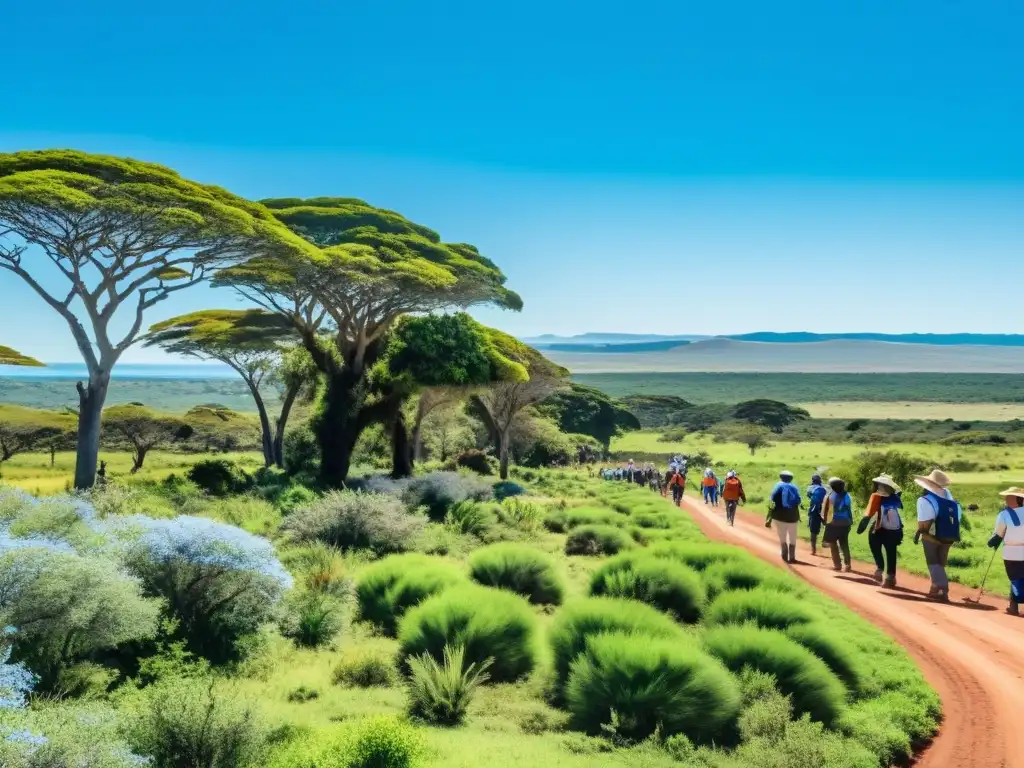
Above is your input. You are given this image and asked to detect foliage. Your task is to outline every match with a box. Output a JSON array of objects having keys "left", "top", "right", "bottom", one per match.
[
  {"left": 733, "top": 400, "right": 810, "bottom": 433},
  {"left": 333, "top": 652, "right": 398, "bottom": 688},
  {"left": 468, "top": 543, "right": 564, "bottom": 605},
  {"left": 548, "top": 597, "right": 685, "bottom": 696},
  {"left": 401, "top": 472, "right": 492, "bottom": 522},
  {"left": 283, "top": 424, "right": 320, "bottom": 477},
  {"left": 784, "top": 623, "right": 861, "bottom": 691},
  {"left": 0, "top": 346, "right": 43, "bottom": 367},
  {"left": 397, "top": 585, "right": 538, "bottom": 683},
  {"left": 588, "top": 553, "right": 705, "bottom": 622},
  {"left": 565, "top": 631, "right": 741, "bottom": 743},
  {"left": 492, "top": 480, "right": 526, "bottom": 501},
  {"left": 700, "top": 559, "right": 790, "bottom": 600},
  {"left": 829, "top": 450, "right": 929, "bottom": 504},
  {"left": 0, "top": 702, "right": 145, "bottom": 768},
  {"left": 343, "top": 715, "right": 424, "bottom": 768},
  {"left": 280, "top": 591, "right": 344, "bottom": 648},
  {"left": 705, "top": 588, "right": 816, "bottom": 631},
  {"left": 703, "top": 625, "right": 847, "bottom": 725},
  {"left": 282, "top": 491, "right": 425, "bottom": 554},
  {"left": 355, "top": 554, "right": 465, "bottom": 636},
  {"left": 564, "top": 524, "right": 636, "bottom": 556},
  {"left": 544, "top": 506, "right": 622, "bottom": 533},
  {"left": 443, "top": 500, "right": 494, "bottom": 537},
  {"left": 453, "top": 449, "right": 495, "bottom": 476},
  {"left": 186, "top": 459, "right": 254, "bottom": 497},
  {"left": 406, "top": 644, "right": 491, "bottom": 726},
  {"left": 537, "top": 383, "right": 641, "bottom": 452},
  {"left": 495, "top": 497, "right": 544, "bottom": 532},
  {"left": 616, "top": 395, "right": 694, "bottom": 428},
  {"left": 104, "top": 404, "right": 194, "bottom": 472},
  {"left": 649, "top": 542, "right": 744, "bottom": 571}
]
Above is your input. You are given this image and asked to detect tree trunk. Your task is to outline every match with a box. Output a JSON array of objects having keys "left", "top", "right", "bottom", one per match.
[
  {"left": 273, "top": 382, "right": 300, "bottom": 468},
  {"left": 316, "top": 369, "right": 367, "bottom": 488},
  {"left": 390, "top": 409, "right": 413, "bottom": 479},
  {"left": 74, "top": 375, "right": 109, "bottom": 490},
  {"left": 499, "top": 429, "right": 510, "bottom": 480},
  {"left": 131, "top": 445, "right": 147, "bottom": 473},
  {"left": 50, "top": 444, "right": 56, "bottom": 467},
  {"left": 411, "top": 401, "right": 426, "bottom": 464},
  {"left": 244, "top": 380, "right": 275, "bottom": 468}
]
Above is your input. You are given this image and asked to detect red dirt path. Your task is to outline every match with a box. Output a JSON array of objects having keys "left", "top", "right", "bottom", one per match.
[{"left": 681, "top": 495, "right": 1023, "bottom": 768}]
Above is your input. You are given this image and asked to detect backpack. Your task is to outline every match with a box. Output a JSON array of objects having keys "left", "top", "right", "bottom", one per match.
[
  {"left": 722, "top": 477, "right": 742, "bottom": 501},
  {"left": 927, "top": 492, "right": 961, "bottom": 542},
  {"left": 830, "top": 492, "right": 853, "bottom": 524},
  {"left": 1007, "top": 507, "right": 1021, "bottom": 527}
]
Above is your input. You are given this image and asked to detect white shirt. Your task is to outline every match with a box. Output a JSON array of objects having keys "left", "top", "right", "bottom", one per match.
[
  {"left": 994, "top": 508, "right": 1024, "bottom": 562},
  {"left": 916, "top": 489, "right": 953, "bottom": 523}
]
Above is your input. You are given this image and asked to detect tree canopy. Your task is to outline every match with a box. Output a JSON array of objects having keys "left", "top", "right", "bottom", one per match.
[
  {"left": 0, "top": 345, "right": 43, "bottom": 367},
  {"left": 733, "top": 399, "right": 810, "bottom": 433},
  {"left": 538, "top": 383, "right": 640, "bottom": 452},
  {"left": 102, "top": 404, "right": 193, "bottom": 473}
]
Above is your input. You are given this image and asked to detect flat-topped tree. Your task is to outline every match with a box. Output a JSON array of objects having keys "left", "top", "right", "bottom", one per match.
[
  {"left": 102, "top": 403, "right": 193, "bottom": 473},
  {"left": 216, "top": 197, "right": 521, "bottom": 486},
  {"left": 0, "top": 345, "right": 44, "bottom": 366},
  {"left": 0, "top": 150, "right": 315, "bottom": 488},
  {"left": 145, "top": 309, "right": 301, "bottom": 467}
]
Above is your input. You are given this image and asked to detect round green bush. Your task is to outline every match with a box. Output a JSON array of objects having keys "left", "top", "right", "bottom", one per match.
[
  {"left": 356, "top": 554, "right": 465, "bottom": 636},
  {"left": 397, "top": 585, "right": 539, "bottom": 683},
  {"left": 785, "top": 623, "right": 862, "bottom": 691},
  {"left": 703, "top": 625, "right": 846, "bottom": 725},
  {"left": 632, "top": 512, "right": 675, "bottom": 529},
  {"left": 705, "top": 587, "right": 815, "bottom": 631},
  {"left": 700, "top": 559, "right": 794, "bottom": 600},
  {"left": 589, "top": 553, "right": 705, "bottom": 623},
  {"left": 344, "top": 715, "right": 423, "bottom": 768},
  {"left": 468, "top": 543, "right": 565, "bottom": 605},
  {"left": 565, "top": 524, "right": 636, "bottom": 556},
  {"left": 566, "top": 632, "right": 741, "bottom": 743},
  {"left": 186, "top": 459, "right": 253, "bottom": 497},
  {"left": 649, "top": 542, "right": 744, "bottom": 571},
  {"left": 549, "top": 597, "right": 685, "bottom": 695}
]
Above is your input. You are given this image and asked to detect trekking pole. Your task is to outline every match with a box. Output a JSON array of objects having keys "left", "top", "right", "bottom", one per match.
[{"left": 965, "top": 548, "right": 999, "bottom": 604}]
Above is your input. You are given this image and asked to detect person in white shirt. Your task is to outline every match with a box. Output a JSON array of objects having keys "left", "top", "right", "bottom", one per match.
[
  {"left": 913, "top": 469, "right": 960, "bottom": 602},
  {"left": 989, "top": 486, "right": 1024, "bottom": 617}
]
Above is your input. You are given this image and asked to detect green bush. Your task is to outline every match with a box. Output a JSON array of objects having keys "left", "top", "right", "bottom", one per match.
[
  {"left": 492, "top": 480, "right": 526, "bottom": 501},
  {"left": 468, "top": 543, "right": 564, "bottom": 605},
  {"left": 548, "top": 597, "right": 685, "bottom": 695},
  {"left": 344, "top": 716, "right": 423, "bottom": 768},
  {"left": 186, "top": 459, "right": 254, "bottom": 497},
  {"left": 454, "top": 449, "right": 495, "bottom": 476},
  {"left": 565, "top": 524, "right": 636, "bottom": 556},
  {"left": 705, "top": 588, "right": 815, "bottom": 631},
  {"left": 588, "top": 553, "right": 705, "bottom": 623},
  {"left": 275, "top": 485, "right": 317, "bottom": 515},
  {"left": 355, "top": 554, "right": 465, "bottom": 636},
  {"left": 632, "top": 511, "right": 674, "bottom": 529},
  {"left": 444, "top": 500, "right": 494, "bottom": 537},
  {"left": 700, "top": 559, "right": 790, "bottom": 600},
  {"left": 283, "top": 423, "right": 320, "bottom": 477},
  {"left": 649, "top": 542, "right": 744, "bottom": 571},
  {"left": 281, "top": 592, "right": 344, "bottom": 648},
  {"left": 402, "top": 472, "right": 492, "bottom": 522},
  {"left": 784, "top": 623, "right": 862, "bottom": 692},
  {"left": 282, "top": 491, "right": 425, "bottom": 554},
  {"left": 333, "top": 652, "right": 398, "bottom": 688},
  {"left": 566, "top": 632, "right": 741, "bottom": 743},
  {"left": 703, "top": 625, "right": 846, "bottom": 725},
  {"left": 407, "top": 644, "right": 491, "bottom": 726},
  {"left": 397, "top": 585, "right": 539, "bottom": 683},
  {"left": 496, "top": 497, "right": 544, "bottom": 532}
]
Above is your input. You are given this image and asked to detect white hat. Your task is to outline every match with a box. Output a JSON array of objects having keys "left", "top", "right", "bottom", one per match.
[
  {"left": 779, "top": 469, "right": 794, "bottom": 479},
  {"left": 872, "top": 474, "right": 901, "bottom": 492},
  {"left": 727, "top": 470, "right": 736, "bottom": 478},
  {"left": 913, "top": 469, "right": 952, "bottom": 496}
]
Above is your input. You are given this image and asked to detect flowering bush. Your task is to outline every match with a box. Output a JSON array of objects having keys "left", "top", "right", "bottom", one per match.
[{"left": 282, "top": 491, "right": 425, "bottom": 554}]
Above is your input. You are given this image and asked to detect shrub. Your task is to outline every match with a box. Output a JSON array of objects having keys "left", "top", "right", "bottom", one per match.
[
  {"left": 565, "top": 525, "right": 635, "bottom": 556},
  {"left": 454, "top": 450, "right": 495, "bottom": 476},
  {"left": 703, "top": 625, "right": 846, "bottom": 725},
  {"left": 468, "top": 544, "right": 565, "bottom": 605},
  {"left": 407, "top": 644, "right": 491, "bottom": 726},
  {"left": 282, "top": 491, "right": 425, "bottom": 554},
  {"left": 281, "top": 592, "right": 344, "bottom": 648},
  {"left": 632, "top": 511, "right": 674, "bottom": 529},
  {"left": 588, "top": 554, "right": 705, "bottom": 623},
  {"left": 283, "top": 423, "right": 320, "bottom": 477},
  {"left": 0, "top": 703, "right": 145, "bottom": 768},
  {"left": 275, "top": 485, "right": 317, "bottom": 515},
  {"left": 444, "top": 501, "right": 494, "bottom": 537},
  {"left": 700, "top": 559, "right": 789, "bottom": 600},
  {"left": 548, "top": 597, "right": 685, "bottom": 695},
  {"left": 492, "top": 480, "right": 526, "bottom": 502},
  {"left": 397, "top": 585, "right": 539, "bottom": 683},
  {"left": 125, "top": 676, "right": 270, "bottom": 768},
  {"left": 344, "top": 716, "right": 423, "bottom": 768},
  {"left": 333, "top": 652, "right": 398, "bottom": 688},
  {"left": 738, "top": 688, "right": 792, "bottom": 743},
  {"left": 649, "top": 542, "right": 744, "bottom": 571},
  {"left": 496, "top": 497, "right": 544, "bottom": 532},
  {"left": 830, "top": 450, "right": 929, "bottom": 504},
  {"left": 566, "top": 632, "right": 740, "bottom": 743},
  {"left": 402, "top": 472, "right": 492, "bottom": 522},
  {"left": 355, "top": 554, "right": 465, "bottom": 636},
  {"left": 784, "top": 623, "right": 861, "bottom": 691},
  {"left": 705, "top": 588, "right": 815, "bottom": 631},
  {"left": 186, "top": 459, "right": 253, "bottom": 497}
]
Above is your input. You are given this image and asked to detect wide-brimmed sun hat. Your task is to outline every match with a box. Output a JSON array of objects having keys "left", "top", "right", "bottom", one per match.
[
  {"left": 997, "top": 486, "right": 1024, "bottom": 498},
  {"left": 779, "top": 469, "right": 794, "bottom": 479},
  {"left": 872, "top": 474, "right": 901, "bottom": 492},
  {"left": 913, "top": 469, "right": 952, "bottom": 495}
]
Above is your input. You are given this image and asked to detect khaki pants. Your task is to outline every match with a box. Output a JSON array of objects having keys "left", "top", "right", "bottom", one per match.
[
  {"left": 922, "top": 539, "right": 952, "bottom": 590},
  {"left": 775, "top": 521, "right": 798, "bottom": 548}
]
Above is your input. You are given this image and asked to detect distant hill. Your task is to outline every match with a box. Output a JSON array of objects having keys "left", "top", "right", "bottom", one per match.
[
  {"left": 726, "top": 332, "right": 1024, "bottom": 347},
  {"left": 522, "top": 333, "right": 707, "bottom": 347},
  {"left": 541, "top": 339, "right": 692, "bottom": 353}
]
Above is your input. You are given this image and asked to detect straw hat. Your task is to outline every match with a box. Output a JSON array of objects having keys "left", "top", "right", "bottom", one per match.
[
  {"left": 913, "top": 469, "right": 952, "bottom": 495},
  {"left": 997, "top": 486, "right": 1024, "bottom": 498},
  {"left": 872, "top": 474, "right": 902, "bottom": 492},
  {"left": 779, "top": 469, "right": 794, "bottom": 479}
]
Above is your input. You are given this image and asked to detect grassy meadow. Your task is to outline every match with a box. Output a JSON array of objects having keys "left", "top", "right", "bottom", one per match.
[{"left": 799, "top": 401, "right": 1024, "bottom": 421}]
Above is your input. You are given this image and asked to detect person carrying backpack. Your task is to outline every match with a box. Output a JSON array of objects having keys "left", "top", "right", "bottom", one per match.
[
  {"left": 722, "top": 470, "right": 745, "bottom": 526},
  {"left": 668, "top": 469, "right": 686, "bottom": 507},
  {"left": 822, "top": 477, "right": 854, "bottom": 572},
  {"left": 702, "top": 469, "right": 719, "bottom": 506},
  {"left": 806, "top": 474, "right": 827, "bottom": 556},
  {"left": 913, "top": 469, "right": 960, "bottom": 602},
  {"left": 768, "top": 470, "right": 802, "bottom": 563},
  {"left": 858, "top": 474, "right": 903, "bottom": 587},
  {"left": 989, "top": 486, "right": 1024, "bottom": 617}
]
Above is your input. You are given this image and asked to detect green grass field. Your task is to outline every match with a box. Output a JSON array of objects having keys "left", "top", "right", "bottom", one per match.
[{"left": 799, "top": 401, "right": 1024, "bottom": 421}]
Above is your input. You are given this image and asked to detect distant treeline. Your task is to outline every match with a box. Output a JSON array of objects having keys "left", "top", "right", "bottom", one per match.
[
  {"left": 727, "top": 332, "right": 1024, "bottom": 346},
  {"left": 577, "top": 372, "right": 1024, "bottom": 404}
]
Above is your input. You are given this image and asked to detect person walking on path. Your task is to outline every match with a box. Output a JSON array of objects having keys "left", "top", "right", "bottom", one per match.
[
  {"left": 721, "top": 470, "right": 746, "bottom": 526},
  {"left": 768, "top": 470, "right": 802, "bottom": 563},
  {"left": 913, "top": 469, "right": 961, "bottom": 602},
  {"left": 822, "top": 477, "right": 854, "bottom": 572},
  {"left": 702, "top": 469, "right": 719, "bottom": 506},
  {"left": 988, "top": 486, "right": 1024, "bottom": 617},
  {"left": 668, "top": 468, "right": 686, "bottom": 507},
  {"left": 858, "top": 474, "right": 904, "bottom": 587},
  {"left": 806, "top": 474, "right": 827, "bottom": 556}
]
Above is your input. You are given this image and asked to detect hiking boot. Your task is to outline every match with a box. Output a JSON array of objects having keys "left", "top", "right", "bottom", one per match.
[
  {"left": 788, "top": 545, "right": 796, "bottom": 564},
  {"left": 843, "top": 564, "right": 853, "bottom": 573},
  {"left": 883, "top": 576, "right": 896, "bottom": 589},
  {"left": 927, "top": 587, "right": 949, "bottom": 602},
  {"left": 810, "top": 541, "right": 817, "bottom": 556},
  {"left": 781, "top": 545, "right": 789, "bottom": 562},
  {"left": 1009, "top": 596, "right": 1020, "bottom": 616},
  {"left": 872, "top": 569, "right": 884, "bottom": 583}
]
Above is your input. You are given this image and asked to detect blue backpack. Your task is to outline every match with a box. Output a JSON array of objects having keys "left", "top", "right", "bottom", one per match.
[
  {"left": 927, "top": 492, "right": 961, "bottom": 542},
  {"left": 1008, "top": 507, "right": 1021, "bottom": 527},
  {"left": 831, "top": 492, "right": 853, "bottom": 523}
]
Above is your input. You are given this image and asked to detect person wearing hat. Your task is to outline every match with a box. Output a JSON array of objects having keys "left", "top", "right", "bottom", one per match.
[
  {"left": 721, "top": 470, "right": 746, "bottom": 526},
  {"left": 859, "top": 474, "right": 904, "bottom": 587},
  {"left": 989, "top": 487, "right": 1024, "bottom": 616},
  {"left": 822, "top": 477, "right": 854, "bottom": 572},
  {"left": 913, "top": 469, "right": 961, "bottom": 601},
  {"left": 806, "top": 474, "right": 828, "bottom": 556},
  {"left": 768, "top": 470, "right": 802, "bottom": 563}
]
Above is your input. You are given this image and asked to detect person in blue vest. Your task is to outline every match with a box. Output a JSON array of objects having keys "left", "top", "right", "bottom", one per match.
[
  {"left": 805, "top": 474, "right": 828, "bottom": 556},
  {"left": 989, "top": 486, "right": 1024, "bottom": 617},
  {"left": 822, "top": 477, "right": 854, "bottom": 572},
  {"left": 768, "top": 470, "right": 802, "bottom": 563},
  {"left": 913, "top": 469, "right": 960, "bottom": 602}
]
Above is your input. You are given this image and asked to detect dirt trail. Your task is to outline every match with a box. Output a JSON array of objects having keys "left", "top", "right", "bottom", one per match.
[{"left": 681, "top": 496, "right": 1024, "bottom": 768}]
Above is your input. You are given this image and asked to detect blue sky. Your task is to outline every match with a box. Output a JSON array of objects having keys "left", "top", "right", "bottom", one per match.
[{"left": 2, "top": 1, "right": 1023, "bottom": 362}]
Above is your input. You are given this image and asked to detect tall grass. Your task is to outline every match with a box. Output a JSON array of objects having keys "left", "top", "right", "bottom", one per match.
[
  {"left": 704, "top": 588, "right": 815, "bottom": 631},
  {"left": 468, "top": 543, "right": 565, "bottom": 605},
  {"left": 588, "top": 553, "right": 705, "bottom": 623}
]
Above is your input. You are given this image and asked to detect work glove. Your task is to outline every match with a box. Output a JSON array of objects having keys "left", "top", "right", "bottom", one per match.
[
  {"left": 987, "top": 534, "right": 1003, "bottom": 549},
  {"left": 856, "top": 517, "right": 871, "bottom": 535}
]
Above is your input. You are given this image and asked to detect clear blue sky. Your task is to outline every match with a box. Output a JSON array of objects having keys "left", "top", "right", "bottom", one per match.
[{"left": 2, "top": 0, "right": 1023, "bottom": 362}]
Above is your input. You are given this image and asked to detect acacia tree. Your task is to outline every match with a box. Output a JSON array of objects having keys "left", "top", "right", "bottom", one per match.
[
  {"left": 538, "top": 383, "right": 641, "bottom": 456},
  {"left": 0, "top": 346, "right": 43, "bottom": 366},
  {"left": 470, "top": 331, "right": 569, "bottom": 479},
  {"left": 0, "top": 150, "right": 315, "bottom": 488},
  {"left": 215, "top": 197, "right": 521, "bottom": 486},
  {"left": 102, "top": 404, "right": 193, "bottom": 473},
  {"left": 145, "top": 309, "right": 303, "bottom": 467}
]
